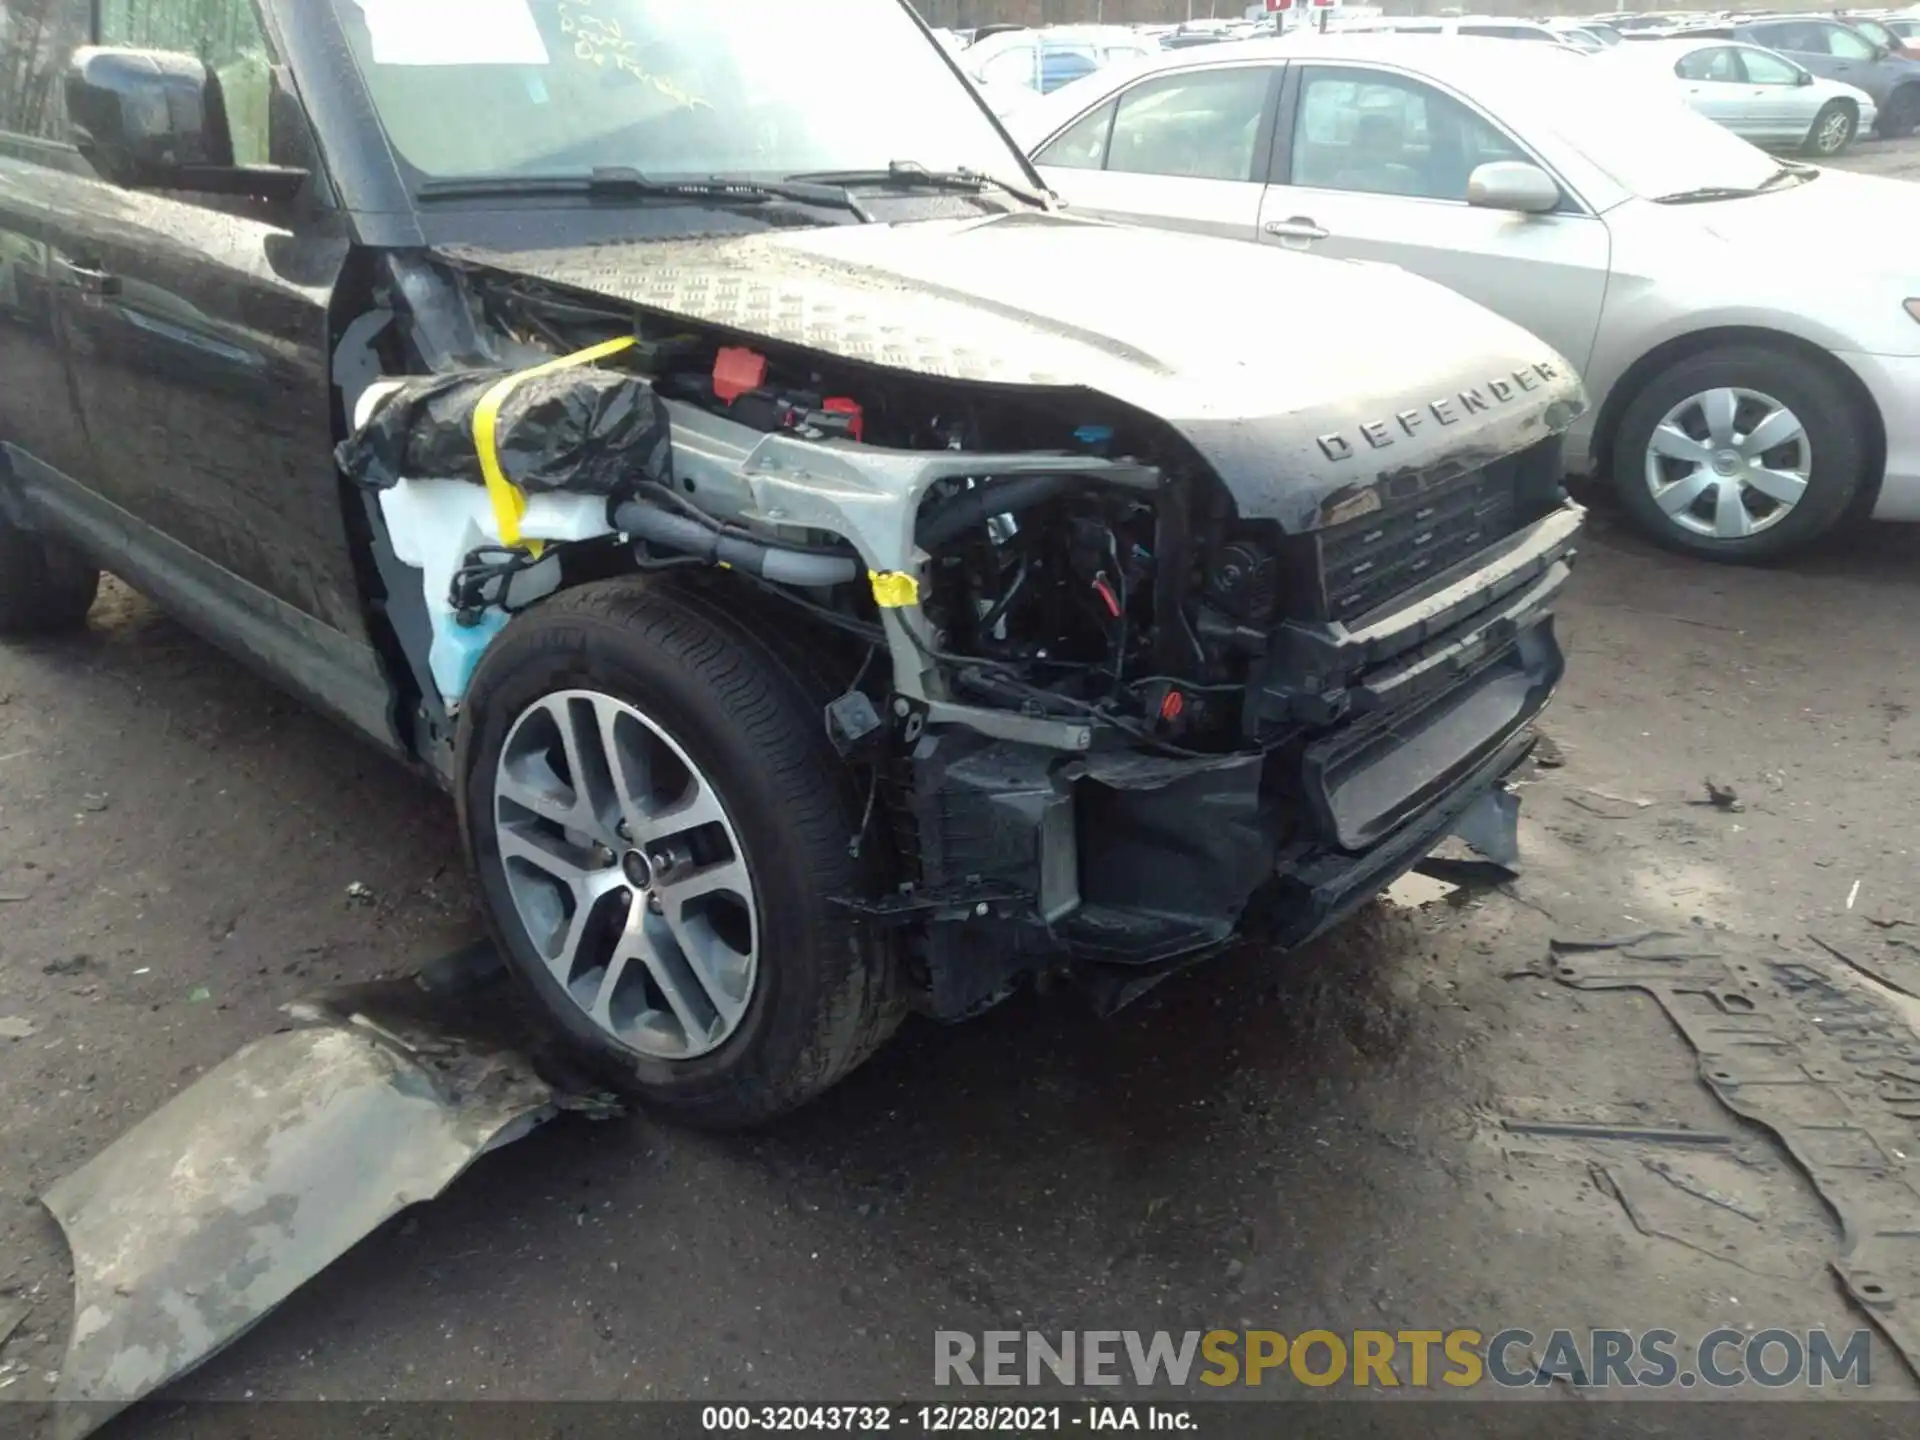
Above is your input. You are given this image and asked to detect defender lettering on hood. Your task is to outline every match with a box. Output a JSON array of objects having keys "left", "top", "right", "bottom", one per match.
[{"left": 1317, "top": 361, "right": 1572, "bottom": 463}]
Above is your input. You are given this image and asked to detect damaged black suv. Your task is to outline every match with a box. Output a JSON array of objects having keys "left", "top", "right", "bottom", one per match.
[{"left": 0, "top": 0, "right": 1585, "bottom": 1125}]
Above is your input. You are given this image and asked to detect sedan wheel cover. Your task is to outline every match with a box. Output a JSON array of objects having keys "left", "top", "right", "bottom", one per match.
[
  {"left": 492, "top": 690, "right": 758, "bottom": 1060},
  {"left": 1643, "top": 386, "right": 1811, "bottom": 541},
  {"left": 1816, "top": 110, "right": 1852, "bottom": 151}
]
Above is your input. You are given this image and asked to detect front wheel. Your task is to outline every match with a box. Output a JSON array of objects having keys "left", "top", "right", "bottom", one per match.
[
  {"left": 1803, "top": 100, "right": 1857, "bottom": 157},
  {"left": 1609, "top": 346, "right": 1866, "bottom": 562},
  {"left": 457, "top": 577, "right": 902, "bottom": 1129}
]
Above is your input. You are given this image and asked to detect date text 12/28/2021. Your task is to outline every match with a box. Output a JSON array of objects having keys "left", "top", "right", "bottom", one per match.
[{"left": 702, "top": 1405, "right": 1196, "bottom": 1432}]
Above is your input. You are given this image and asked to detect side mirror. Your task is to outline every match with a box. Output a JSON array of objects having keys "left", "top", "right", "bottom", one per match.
[
  {"left": 1465, "top": 160, "right": 1561, "bottom": 214},
  {"left": 1796, "top": 69, "right": 1814, "bottom": 85},
  {"left": 66, "top": 47, "right": 307, "bottom": 201}
]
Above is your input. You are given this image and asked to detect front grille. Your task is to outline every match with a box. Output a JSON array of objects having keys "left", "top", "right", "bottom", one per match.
[{"left": 1315, "top": 467, "right": 1517, "bottom": 624}]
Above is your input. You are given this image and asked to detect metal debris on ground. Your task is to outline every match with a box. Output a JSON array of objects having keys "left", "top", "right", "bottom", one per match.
[
  {"left": 41, "top": 946, "right": 592, "bottom": 1439},
  {"left": 344, "top": 881, "right": 375, "bottom": 905},
  {"left": 1549, "top": 930, "right": 1920, "bottom": 1379}
]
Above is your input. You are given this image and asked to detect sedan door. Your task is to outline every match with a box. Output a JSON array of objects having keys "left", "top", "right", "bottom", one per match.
[
  {"left": 1030, "top": 61, "right": 1284, "bottom": 242},
  {"left": 1258, "top": 63, "right": 1611, "bottom": 375},
  {"left": 1674, "top": 44, "right": 1772, "bottom": 139},
  {"left": 1734, "top": 45, "right": 1825, "bottom": 138}
]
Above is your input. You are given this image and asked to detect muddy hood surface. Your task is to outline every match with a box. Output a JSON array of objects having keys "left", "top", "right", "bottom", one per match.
[{"left": 447, "top": 211, "right": 1587, "bottom": 533}]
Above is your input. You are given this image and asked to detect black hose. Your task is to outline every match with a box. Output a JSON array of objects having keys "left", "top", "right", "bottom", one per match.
[
  {"left": 915, "top": 474, "right": 1074, "bottom": 552},
  {"left": 610, "top": 497, "right": 861, "bottom": 587}
]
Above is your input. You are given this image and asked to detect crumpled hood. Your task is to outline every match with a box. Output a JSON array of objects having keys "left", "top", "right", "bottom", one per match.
[{"left": 448, "top": 212, "right": 1586, "bottom": 532}]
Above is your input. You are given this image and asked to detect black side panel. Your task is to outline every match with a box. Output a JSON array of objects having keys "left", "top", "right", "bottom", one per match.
[{"left": 2, "top": 451, "right": 402, "bottom": 755}]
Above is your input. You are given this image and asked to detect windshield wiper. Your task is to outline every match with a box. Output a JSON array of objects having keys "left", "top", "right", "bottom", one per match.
[
  {"left": 784, "top": 158, "right": 1050, "bottom": 209},
  {"left": 417, "top": 167, "right": 874, "bottom": 221},
  {"left": 1652, "top": 163, "right": 1817, "bottom": 205}
]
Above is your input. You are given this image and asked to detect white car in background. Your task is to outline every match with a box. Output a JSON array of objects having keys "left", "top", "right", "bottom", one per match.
[
  {"left": 961, "top": 25, "right": 1158, "bottom": 96},
  {"left": 1012, "top": 37, "right": 1920, "bottom": 561},
  {"left": 1613, "top": 36, "right": 1877, "bottom": 153}
]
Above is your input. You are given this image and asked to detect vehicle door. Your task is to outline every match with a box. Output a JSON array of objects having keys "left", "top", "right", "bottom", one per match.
[
  {"left": 52, "top": 0, "right": 396, "bottom": 743},
  {"left": 0, "top": 0, "right": 97, "bottom": 494},
  {"left": 1029, "top": 61, "right": 1284, "bottom": 242},
  {"left": 1742, "top": 21, "right": 1832, "bottom": 79},
  {"left": 1674, "top": 44, "right": 1769, "bottom": 138},
  {"left": 1805, "top": 20, "right": 1898, "bottom": 99},
  {"left": 1734, "top": 45, "right": 1822, "bottom": 136},
  {"left": 1258, "top": 62, "right": 1611, "bottom": 375}
]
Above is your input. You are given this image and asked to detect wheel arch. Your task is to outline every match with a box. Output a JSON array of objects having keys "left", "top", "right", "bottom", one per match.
[{"left": 1589, "top": 326, "right": 1886, "bottom": 519}]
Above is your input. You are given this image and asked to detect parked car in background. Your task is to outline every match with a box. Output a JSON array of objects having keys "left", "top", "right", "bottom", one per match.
[
  {"left": 1559, "top": 20, "right": 1628, "bottom": 46},
  {"left": 1339, "top": 17, "right": 1591, "bottom": 48},
  {"left": 1836, "top": 14, "right": 1920, "bottom": 57},
  {"left": 1015, "top": 36, "right": 1920, "bottom": 560},
  {"left": 961, "top": 25, "right": 1157, "bottom": 95},
  {"left": 1876, "top": 15, "right": 1920, "bottom": 45},
  {"left": 1685, "top": 16, "right": 1920, "bottom": 133},
  {"left": 1613, "top": 37, "right": 1876, "bottom": 154}
]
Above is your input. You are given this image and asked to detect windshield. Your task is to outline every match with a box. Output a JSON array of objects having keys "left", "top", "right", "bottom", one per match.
[
  {"left": 1485, "top": 53, "right": 1789, "bottom": 198},
  {"left": 332, "top": 0, "right": 1026, "bottom": 188}
]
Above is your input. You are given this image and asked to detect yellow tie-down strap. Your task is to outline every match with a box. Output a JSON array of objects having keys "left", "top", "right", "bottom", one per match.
[{"left": 472, "top": 335, "right": 637, "bottom": 551}]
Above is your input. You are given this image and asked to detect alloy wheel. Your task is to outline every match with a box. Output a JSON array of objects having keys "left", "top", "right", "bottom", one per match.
[
  {"left": 1814, "top": 109, "right": 1852, "bottom": 153},
  {"left": 492, "top": 689, "right": 758, "bottom": 1059},
  {"left": 1642, "top": 386, "right": 1811, "bottom": 541}
]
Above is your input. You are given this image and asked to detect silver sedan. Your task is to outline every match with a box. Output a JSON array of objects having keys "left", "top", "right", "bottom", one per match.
[
  {"left": 1011, "top": 36, "right": 1920, "bottom": 560},
  {"left": 1607, "top": 37, "right": 1877, "bottom": 155}
]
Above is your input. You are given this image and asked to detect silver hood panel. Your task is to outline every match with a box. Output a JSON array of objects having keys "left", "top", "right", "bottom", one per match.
[{"left": 446, "top": 211, "right": 1587, "bottom": 533}]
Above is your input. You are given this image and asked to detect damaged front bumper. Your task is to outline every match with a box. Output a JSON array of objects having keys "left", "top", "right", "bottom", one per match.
[{"left": 858, "top": 504, "right": 1578, "bottom": 1019}]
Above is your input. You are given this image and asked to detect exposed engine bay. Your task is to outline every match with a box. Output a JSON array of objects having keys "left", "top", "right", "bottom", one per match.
[{"left": 336, "top": 240, "right": 1588, "bottom": 1021}]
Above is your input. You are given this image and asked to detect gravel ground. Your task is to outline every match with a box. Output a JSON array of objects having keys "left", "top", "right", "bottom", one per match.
[{"left": 1, "top": 139, "right": 1918, "bottom": 1426}]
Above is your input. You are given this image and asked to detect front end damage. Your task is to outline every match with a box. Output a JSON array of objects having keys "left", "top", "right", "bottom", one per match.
[{"left": 334, "top": 216, "right": 1586, "bottom": 1022}]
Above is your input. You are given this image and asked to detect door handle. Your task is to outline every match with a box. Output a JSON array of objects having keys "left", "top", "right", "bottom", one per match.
[
  {"left": 57, "top": 260, "right": 121, "bottom": 296},
  {"left": 1264, "top": 217, "right": 1330, "bottom": 241}
]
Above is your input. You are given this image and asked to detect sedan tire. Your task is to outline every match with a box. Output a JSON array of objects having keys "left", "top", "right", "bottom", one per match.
[
  {"left": 457, "top": 576, "right": 903, "bottom": 1129},
  {"left": 1611, "top": 346, "right": 1865, "bottom": 562},
  {"left": 1802, "top": 100, "right": 1857, "bottom": 157}
]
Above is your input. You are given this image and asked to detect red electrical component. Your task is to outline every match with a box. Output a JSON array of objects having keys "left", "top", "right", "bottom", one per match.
[
  {"left": 1091, "top": 574, "right": 1121, "bottom": 618},
  {"left": 822, "top": 396, "right": 865, "bottom": 441},
  {"left": 712, "top": 346, "right": 768, "bottom": 403},
  {"left": 1159, "top": 689, "right": 1186, "bottom": 723}
]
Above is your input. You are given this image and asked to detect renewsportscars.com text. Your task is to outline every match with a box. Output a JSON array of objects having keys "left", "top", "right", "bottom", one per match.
[{"left": 935, "top": 1328, "right": 1874, "bottom": 1390}]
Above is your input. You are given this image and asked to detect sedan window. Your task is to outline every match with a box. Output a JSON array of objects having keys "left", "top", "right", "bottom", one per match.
[
  {"left": 1817, "top": 24, "right": 1879, "bottom": 60},
  {"left": 1038, "top": 47, "right": 1098, "bottom": 94},
  {"left": 1290, "top": 69, "right": 1525, "bottom": 202},
  {"left": 1750, "top": 22, "right": 1818, "bottom": 51},
  {"left": 1035, "top": 97, "right": 1117, "bottom": 170},
  {"left": 1737, "top": 48, "right": 1802, "bottom": 85},
  {"left": 1676, "top": 47, "right": 1742, "bottom": 82},
  {"left": 1105, "top": 66, "right": 1271, "bottom": 182}
]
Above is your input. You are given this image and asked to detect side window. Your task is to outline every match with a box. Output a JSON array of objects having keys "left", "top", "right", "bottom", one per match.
[
  {"left": 1035, "top": 97, "right": 1116, "bottom": 170},
  {"left": 1039, "top": 47, "right": 1096, "bottom": 94},
  {"left": 1290, "top": 68, "right": 1526, "bottom": 202},
  {"left": 1105, "top": 65, "right": 1271, "bottom": 182},
  {"left": 1757, "top": 23, "right": 1816, "bottom": 52},
  {"left": 1461, "top": 25, "right": 1549, "bottom": 40},
  {"left": 97, "top": 0, "right": 273, "bottom": 164},
  {"left": 978, "top": 46, "right": 1036, "bottom": 89},
  {"left": 1738, "top": 48, "right": 1801, "bottom": 85},
  {"left": 0, "top": 0, "right": 91, "bottom": 146},
  {"left": 1821, "top": 24, "right": 1878, "bottom": 59},
  {"left": 1677, "top": 47, "right": 1742, "bottom": 82}
]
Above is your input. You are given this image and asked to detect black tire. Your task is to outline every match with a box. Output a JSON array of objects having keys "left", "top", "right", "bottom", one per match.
[
  {"left": 1878, "top": 86, "right": 1920, "bottom": 140},
  {"left": 1610, "top": 345, "right": 1865, "bottom": 562},
  {"left": 456, "top": 576, "right": 902, "bottom": 1129},
  {"left": 1802, "top": 99, "right": 1856, "bottom": 157},
  {"left": 0, "top": 512, "right": 99, "bottom": 633}
]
